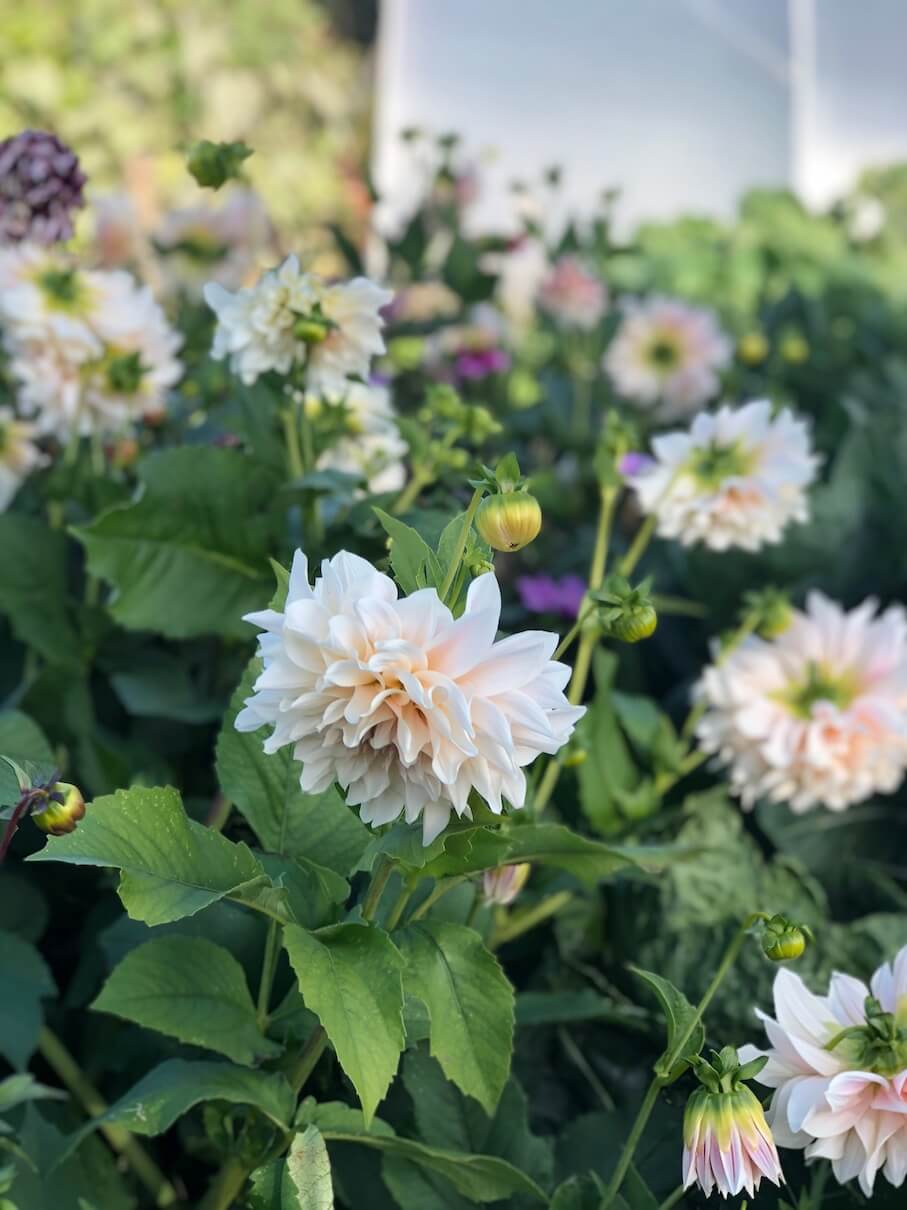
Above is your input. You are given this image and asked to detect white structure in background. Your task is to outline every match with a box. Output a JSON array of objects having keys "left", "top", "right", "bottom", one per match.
[{"left": 373, "top": 0, "right": 907, "bottom": 234}]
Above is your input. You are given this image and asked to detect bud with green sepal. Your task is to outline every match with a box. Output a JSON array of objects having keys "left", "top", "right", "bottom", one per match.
[
  {"left": 824, "top": 994, "right": 907, "bottom": 1076},
  {"left": 594, "top": 410, "right": 640, "bottom": 488},
  {"left": 742, "top": 586, "right": 793, "bottom": 638},
  {"left": 589, "top": 573, "right": 657, "bottom": 643},
  {"left": 31, "top": 782, "right": 86, "bottom": 836},
  {"left": 473, "top": 454, "right": 542, "bottom": 553},
  {"left": 186, "top": 139, "right": 253, "bottom": 190},
  {"left": 754, "top": 912, "right": 814, "bottom": 962}
]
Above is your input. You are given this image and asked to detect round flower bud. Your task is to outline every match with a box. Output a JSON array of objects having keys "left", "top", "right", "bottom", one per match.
[
  {"left": 32, "top": 783, "right": 85, "bottom": 836},
  {"left": 292, "top": 316, "right": 330, "bottom": 345},
  {"left": 780, "top": 332, "right": 809, "bottom": 364},
  {"left": 737, "top": 331, "right": 769, "bottom": 365},
  {"left": 760, "top": 913, "right": 811, "bottom": 962},
  {"left": 476, "top": 492, "right": 542, "bottom": 553},
  {"left": 482, "top": 863, "right": 530, "bottom": 906},
  {"left": 608, "top": 604, "right": 658, "bottom": 643}
]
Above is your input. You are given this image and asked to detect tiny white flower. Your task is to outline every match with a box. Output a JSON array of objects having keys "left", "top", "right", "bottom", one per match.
[
  {"left": 236, "top": 551, "right": 585, "bottom": 844},
  {"left": 604, "top": 295, "right": 731, "bottom": 418},
  {"left": 313, "top": 381, "right": 408, "bottom": 495},
  {"left": 740, "top": 948, "right": 907, "bottom": 1196},
  {"left": 204, "top": 254, "right": 392, "bottom": 392},
  {"left": 696, "top": 592, "right": 907, "bottom": 812},
  {"left": 624, "top": 400, "right": 818, "bottom": 552}
]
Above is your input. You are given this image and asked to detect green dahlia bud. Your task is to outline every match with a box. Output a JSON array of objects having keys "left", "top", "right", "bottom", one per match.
[
  {"left": 292, "top": 315, "right": 332, "bottom": 345},
  {"left": 32, "top": 782, "right": 85, "bottom": 836},
  {"left": 476, "top": 492, "right": 542, "bottom": 553},
  {"left": 186, "top": 139, "right": 253, "bottom": 191},
  {"left": 590, "top": 574, "right": 658, "bottom": 643},
  {"left": 759, "top": 913, "right": 812, "bottom": 962},
  {"left": 742, "top": 587, "right": 792, "bottom": 638},
  {"left": 609, "top": 603, "right": 657, "bottom": 643}
]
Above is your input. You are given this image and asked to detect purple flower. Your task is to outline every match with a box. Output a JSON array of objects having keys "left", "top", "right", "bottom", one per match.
[
  {"left": 618, "top": 451, "right": 655, "bottom": 477},
  {"left": 517, "top": 573, "right": 587, "bottom": 618},
  {"left": 454, "top": 347, "right": 511, "bottom": 381},
  {"left": 0, "top": 130, "right": 86, "bottom": 245}
]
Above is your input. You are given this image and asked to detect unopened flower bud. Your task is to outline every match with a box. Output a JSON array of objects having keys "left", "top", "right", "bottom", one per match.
[
  {"left": 476, "top": 492, "right": 542, "bottom": 553},
  {"left": 563, "top": 746, "right": 588, "bottom": 769},
  {"left": 186, "top": 140, "right": 252, "bottom": 191},
  {"left": 32, "top": 783, "right": 85, "bottom": 836},
  {"left": 760, "top": 914, "right": 811, "bottom": 962},
  {"left": 743, "top": 587, "right": 792, "bottom": 638},
  {"left": 609, "top": 603, "right": 657, "bottom": 643},
  {"left": 482, "top": 863, "right": 530, "bottom": 906},
  {"left": 591, "top": 574, "right": 657, "bottom": 643},
  {"left": 388, "top": 336, "right": 425, "bottom": 370},
  {"left": 292, "top": 316, "right": 331, "bottom": 345},
  {"left": 780, "top": 332, "right": 809, "bottom": 364},
  {"left": 738, "top": 331, "right": 769, "bottom": 365}
]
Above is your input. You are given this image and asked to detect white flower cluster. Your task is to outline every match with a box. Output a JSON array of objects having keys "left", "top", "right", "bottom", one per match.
[
  {"left": 0, "top": 245, "right": 182, "bottom": 439},
  {"left": 312, "top": 381, "right": 408, "bottom": 495},
  {"left": 696, "top": 592, "right": 907, "bottom": 812},
  {"left": 0, "top": 407, "right": 46, "bottom": 511},
  {"left": 204, "top": 254, "right": 392, "bottom": 395},
  {"left": 624, "top": 400, "right": 818, "bottom": 552},
  {"left": 237, "top": 551, "right": 584, "bottom": 844}
]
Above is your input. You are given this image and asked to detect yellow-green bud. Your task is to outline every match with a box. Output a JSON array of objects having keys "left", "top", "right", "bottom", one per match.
[
  {"left": 780, "top": 332, "right": 809, "bottom": 364},
  {"left": 563, "top": 747, "right": 588, "bottom": 769},
  {"left": 609, "top": 604, "right": 657, "bottom": 643},
  {"left": 476, "top": 492, "right": 542, "bottom": 552},
  {"left": 737, "top": 331, "right": 769, "bottom": 365},
  {"left": 32, "top": 783, "right": 85, "bottom": 836},
  {"left": 760, "top": 914, "right": 812, "bottom": 962},
  {"left": 389, "top": 336, "right": 426, "bottom": 371},
  {"left": 293, "top": 316, "right": 330, "bottom": 345},
  {"left": 507, "top": 368, "right": 542, "bottom": 409}
]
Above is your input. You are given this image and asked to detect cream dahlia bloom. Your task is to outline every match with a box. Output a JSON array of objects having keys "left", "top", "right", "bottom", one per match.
[
  {"left": 739, "top": 950, "right": 907, "bottom": 1195},
  {"left": 0, "top": 246, "right": 182, "bottom": 438},
  {"left": 155, "top": 188, "right": 273, "bottom": 294},
  {"left": 604, "top": 295, "right": 731, "bottom": 418},
  {"left": 0, "top": 407, "right": 46, "bottom": 509},
  {"left": 236, "top": 552, "right": 584, "bottom": 843},
  {"left": 624, "top": 400, "right": 818, "bottom": 552},
  {"left": 683, "top": 1085, "right": 784, "bottom": 1198},
  {"left": 696, "top": 592, "right": 907, "bottom": 812},
  {"left": 312, "top": 381, "right": 408, "bottom": 495},
  {"left": 204, "top": 254, "right": 392, "bottom": 392},
  {"left": 537, "top": 255, "right": 607, "bottom": 330}
]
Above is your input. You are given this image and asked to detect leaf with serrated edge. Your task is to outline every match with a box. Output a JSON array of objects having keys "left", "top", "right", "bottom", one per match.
[{"left": 630, "top": 966, "right": 704, "bottom": 1078}]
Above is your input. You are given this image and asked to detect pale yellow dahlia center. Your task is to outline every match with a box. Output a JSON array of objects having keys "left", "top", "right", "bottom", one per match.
[{"left": 778, "top": 660, "right": 860, "bottom": 719}]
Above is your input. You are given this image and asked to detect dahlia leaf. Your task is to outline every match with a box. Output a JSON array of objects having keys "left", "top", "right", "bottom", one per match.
[
  {"left": 27, "top": 785, "right": 275, "bottom": 926},
  {"left": 91, "top": 935, "right": 281, "bottom": 1066},
  {"left": 0, "top": 931, "right": 55, "bottom": 1070},
  {"left": 283, "top": 923, "right": 405, "bottom": 1123},
  {"left": 629, "top": 966, "right": 704, "bottom": 1079},
  {"left": 0, "top": 514, "right": 82, "bottom": 670},
  {"left": 373, "top": 508, "right": 443, "bottom": 593},
  {"left": 286, "top": 1126, "right": 334, "bottom": 1208},
  {"left": 74, "top": 448, "right": 279, "bottom": 639}
]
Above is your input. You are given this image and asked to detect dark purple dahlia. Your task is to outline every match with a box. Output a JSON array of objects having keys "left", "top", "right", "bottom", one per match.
[{"left": 0, "top": 130, "right": 86, "bottom": 245}]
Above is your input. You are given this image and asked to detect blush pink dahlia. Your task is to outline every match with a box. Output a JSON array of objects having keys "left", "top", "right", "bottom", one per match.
[
  {"left": 696, "top": 592, "right": 907, "bottom": 811},
  {"left": 236, "top": 552, "right": 585, "bottom": 843},
  {"left": 537, "top": 256, "right": 607, "bottom": 330},
  {"left": 739, "top": 949, "right": 907, "bottom": 1195}
]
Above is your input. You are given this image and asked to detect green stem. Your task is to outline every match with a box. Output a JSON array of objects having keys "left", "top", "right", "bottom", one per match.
[
  {"left": 197, "top": 1155, "right": 250, "bottom": 1210},
  {"left": 281, "top": 406, "right": 304, "bottom": 481},
  {"left": 38, "top": 1028, "right": 177, "bottom": 1207},
  {"left": 256, "top": 920, "right": 282, "bottom": 1030},
  {"left": 361, "top": 856, "right": 393, "bottom": 922},
  {"left": 490, "top": 891, "right": 573, "bottom": 949},
  {"left": 438, "top": 487, "right": 484, "bottom": 605},
  {"left": 618, "top": 512, "right": 657, "bottom": 577},
  {"left": 391, "top": 469, "right": 431, "bottom": 515},
  {"left": 409, "top": 876, "right": 467, "bottom": 922},
  {"left": 288, "top": 1025, "right": 328, "bottom": 1093},
  {"left": 655, "top": 1185, "right": 687, "bottom": 1210},
  {"left": 553, "top": 603, "right": 596, "bottom": 662},
  {"left": 385, "top": 884, "right": 414, "bottom": 931},
  {"left": 600, "top": 923, "right": 750, "bottom": 1208}
]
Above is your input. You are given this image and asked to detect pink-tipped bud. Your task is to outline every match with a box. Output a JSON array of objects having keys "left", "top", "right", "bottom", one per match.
[{"left": 482, "top": 863, "right": 531, "bottom": 906}]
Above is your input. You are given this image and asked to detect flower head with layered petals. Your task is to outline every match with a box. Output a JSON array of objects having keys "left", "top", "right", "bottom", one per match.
[
  {"left": 604, "top": 295, "right": 730, "bottom": 418},
  {"left": 624, "top": 400, "right": 818, "bottom": 552},
  {"left": 204, "top": 254, "right": 392, "bottom": 392},
  {"left": 696, "top": 592, "right": 907, "bottom": 812},
  {"left": 683, "top": 1084, "right": 784, "bottom": 1199},
  {"left": 236, "top": 552, "right": 585, "bottom": 844},
  {"left": 740, "top": 947, "right": 907, "bottom": 1195}
]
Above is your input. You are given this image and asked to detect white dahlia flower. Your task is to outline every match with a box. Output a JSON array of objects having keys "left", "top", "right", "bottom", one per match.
[
  {"left": 236, "top": 551, "right": 585, "bottom": 844},
  {"left": 739, "top": 949, "right": 907, "bottom": 1196},
  {"left": 155, "top": 188, "right": 273, "bottom": 294},
  {"left": 312, "top": 381, "right": 408, "bottom": 495},
  {"left": 696, "top": 592, "right": 907, "bottom": 811},
  {"left": 0, "top": 407, "right": 46, "bottom": 509},
  {"left": 624, "top": 400, "right": 818, "bottom": 551},
  {"left": 204, "top": 254, "right": 392, "bottom": 392},
  {"left": 2, "top": 253, "right": 182, "bottom": 438},
  {"left": 604, "top": 295, "right": 731, "bottom": 418}
]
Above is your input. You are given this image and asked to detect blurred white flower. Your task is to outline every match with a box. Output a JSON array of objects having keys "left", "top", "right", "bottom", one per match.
[
  {"left": 537, "top": 255, "right": 607, "bottom": 330},
  {"left": 386, "top": 280, "right": 460, "bottom": 325},
  {"left": 0, "top": 246, "right": 182, "bottom": 438},
  {"left": 696, "top": 592, "right": 907, "bottom": 812},
  {"left": 236, "top": 552, "right": 584, "bottom": 844},
  {"left": 0, "top": 407, "right": 46, "bottom": 509},
  {"left": 205, "top": 254, "right": 392, "bottom": 392},
  {"left": 313, "top": 381, "right": 408, "bottom": 495},
  {"left": 624, "top": 400, "right": 818, "bottom": 552},
  {"left": 91, "top": 193, "right": 143, "bottom": 268},
  {"left": 604, "top": 295, "right": 730, "bottom": 418},
  {"left": 155, "top": 188, "right": 273, "bottom": 294},
  {"left": 739, "top": 950, "right": 907, "bottom": 1196}
]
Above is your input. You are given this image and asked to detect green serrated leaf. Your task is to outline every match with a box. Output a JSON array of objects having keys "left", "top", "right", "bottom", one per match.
[
  {"left": 0, "top": 515, "right": 82, "bottom": 669},
  {"left": 0, "top": 711, "right": 55, "bottom": 810},
  {"left": 283, "top": 924, "right": 405, "bottom": 1123},
  {"left": 27, "top": 786, "right": 272, "bottom": 926},
  {"left": 630, "top": 967, "right": 704, "bottom": 1079},
  {"left": 373, "top": 508, "right": 443, "bottom": 593},
  {"left": 286, "top": 1125, "right": 334, "bottom": 1208},
  {"left": 0, "top": 932, "right": 55, "bottom": 1070},
  {"left": 397, "top": 922, "right": 513, "bottom": 1114},
  {"left": 91, "top": 936, "right": 280, "bottom": 1066}
]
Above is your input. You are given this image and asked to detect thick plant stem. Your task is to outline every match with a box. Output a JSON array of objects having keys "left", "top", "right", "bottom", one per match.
[
  {"left": 391, "top": 470, "right": 431, "bottom": 515},
  {"left": 438, "top": 486, "right": 484, "bottom": 604},
  {"left": 600, "top": 924, "right": 750, "bottom": 1208},
  {"left": 288, "top": 1025, "right": 328, "bottom": 1093},
  {"left": 533, "top": 486, "right": 617, "bottom": 815},
  {"left": 361, "top": 855, "right": 393, "bottom": 921},
  {"left": 656, "top": 1185, "right": 687, "bottom": 1210},
  {"left": 409, "top": 876, "right": 467, "bottom": 922},
  {"left": 385, "top": 884, "right": 414, "bottom": 930},
  {"left": 618, "top": 513, "right": 657, "bottom": 578},
  {"left": 38, "top": 1028, "right": 177, "bottom": 1207},
  {"left": 281, "top": 406, "right": 304, "bottom": 481},
  {"left": 197, "top": 1155, "right": 249, "bottom": 1210},
  {"left": 490, "top": 891, "right": 573, "bottom": 948},
  {"left": 256, "top": 919, "right": 282, "bottom": 1030}
]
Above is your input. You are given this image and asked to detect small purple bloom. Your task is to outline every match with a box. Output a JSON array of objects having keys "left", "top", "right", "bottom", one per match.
[
  {"left": 517, "top": 573, "right": 587, "bottom": 618},
  {"left": 618, "top": 451, "right": 655, "bottom": 477},
  {"left": 454, "top": 347, "right": 511, "bottom": 381}
]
